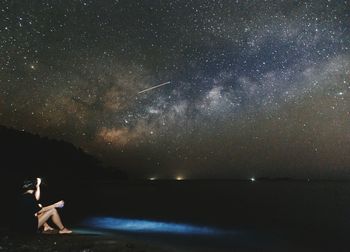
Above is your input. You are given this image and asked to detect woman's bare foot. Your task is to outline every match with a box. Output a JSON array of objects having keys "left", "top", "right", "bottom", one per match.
[
  {"left": 43, "top": 224, "right": 54, "bottom": 232},
  {"left": 59, "top": 227, "right": 72, "bottom": 234}
]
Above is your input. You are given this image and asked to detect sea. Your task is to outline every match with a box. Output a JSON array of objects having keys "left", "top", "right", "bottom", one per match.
[{"left": 60, "top": 179, "right": 350, "bottom": 251}]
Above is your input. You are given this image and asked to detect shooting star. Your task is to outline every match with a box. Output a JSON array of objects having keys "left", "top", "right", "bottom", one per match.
[{"left": 138, "top": 81, "right": 171, "bottom": 94}]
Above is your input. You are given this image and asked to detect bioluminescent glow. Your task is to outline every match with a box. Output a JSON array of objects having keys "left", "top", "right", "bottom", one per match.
[
  {"left": 83, "top": 217, "right": 232, "bottom": 236},
  {"left": 73, "top": 228, "right": 107, "bottom": 236}
]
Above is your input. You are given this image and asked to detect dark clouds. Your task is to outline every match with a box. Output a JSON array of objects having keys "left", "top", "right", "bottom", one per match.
[{"left": 0, "top": 0, "right": 349, "bottom": 178}]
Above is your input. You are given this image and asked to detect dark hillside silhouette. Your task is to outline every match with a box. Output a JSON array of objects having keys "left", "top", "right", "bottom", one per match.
[{"left": 0, "top": 125, "right": 127, "bottom": 181}]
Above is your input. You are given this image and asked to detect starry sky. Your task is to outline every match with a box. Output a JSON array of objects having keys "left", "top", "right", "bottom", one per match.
[{"left": 1, "top": 0, "right": 349, "bottom": 179}]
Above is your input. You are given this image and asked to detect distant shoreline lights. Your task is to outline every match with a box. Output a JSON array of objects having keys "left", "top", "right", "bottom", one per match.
[{"left": 147, "top": 176, "right": 186, "bottom": 181}]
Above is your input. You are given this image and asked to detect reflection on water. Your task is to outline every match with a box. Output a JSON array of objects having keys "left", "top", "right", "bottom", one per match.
[
  {"left": 83, "top": 216, "right": 235, "bottom": 236},
  {"left": 73, "top": 228, "right": 107, "bottom": 235}
]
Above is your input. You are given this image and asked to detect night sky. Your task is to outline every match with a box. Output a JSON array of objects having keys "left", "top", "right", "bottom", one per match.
[{"left": 1, "top": 0, "right": 349, "bottom": 179}]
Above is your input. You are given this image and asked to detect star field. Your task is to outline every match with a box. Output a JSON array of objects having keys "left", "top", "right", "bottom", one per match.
[{"left": 0, "top": 0, "right": 349, "bottom": 178}]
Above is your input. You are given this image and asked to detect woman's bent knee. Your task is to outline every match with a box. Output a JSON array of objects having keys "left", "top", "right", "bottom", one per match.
[{"left": 50, "top": 208, "right": 58, "bottom": 215}]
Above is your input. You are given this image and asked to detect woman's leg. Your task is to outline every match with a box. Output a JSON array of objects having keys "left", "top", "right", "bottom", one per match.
[
  {"left": 37, "top": 208, "right": 64, "bottom": 230},
  {"left": 37, "top": 212, "right": 54, "bottom": 231}
]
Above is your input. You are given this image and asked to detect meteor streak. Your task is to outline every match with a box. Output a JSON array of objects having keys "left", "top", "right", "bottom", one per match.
[{"left": 138, "top": 81, "right": 171, "bottom": 94}]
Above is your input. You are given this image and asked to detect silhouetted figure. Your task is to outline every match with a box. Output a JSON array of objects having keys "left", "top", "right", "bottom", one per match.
[{"left": 16, "top": 178, "right": 72, "bottom": 234}]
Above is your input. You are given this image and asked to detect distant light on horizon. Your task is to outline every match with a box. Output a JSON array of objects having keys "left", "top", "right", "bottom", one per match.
[
  {"left": 149, "top": 177, "right": 157, "bottom": 181},
  {"left": 176, "top": 176, "right": 184, "bottom": 181},
  {"left": 250, "top": 177, "right": 256, "bottom": 182}
]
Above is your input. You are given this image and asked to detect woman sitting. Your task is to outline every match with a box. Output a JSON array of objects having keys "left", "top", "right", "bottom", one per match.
[{"left": 17, "top": 178, "right": 72, "bottom": 234}]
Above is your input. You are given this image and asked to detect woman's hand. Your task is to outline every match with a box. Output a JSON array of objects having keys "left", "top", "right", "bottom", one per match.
[
  {"left": 36, "top": 178, "right": 42, "bottom": 187},
  {"left": 54, "top": 200, "right": 65, "bottom": 208},
  {"left": 35, "top": 178, "right": 42, "bottom": 201}
]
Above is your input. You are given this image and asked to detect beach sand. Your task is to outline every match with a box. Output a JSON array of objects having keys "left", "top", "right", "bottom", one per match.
[{"left": 0, "top": 228, "right": 178, "bottom": 252}]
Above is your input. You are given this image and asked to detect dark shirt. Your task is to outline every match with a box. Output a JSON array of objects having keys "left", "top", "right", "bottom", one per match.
[{"left": 16, "top": 193, "right": 40, "bottom": 233}]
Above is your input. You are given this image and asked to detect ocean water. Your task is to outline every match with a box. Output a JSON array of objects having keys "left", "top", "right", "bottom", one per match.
[{"left": 60, "top": 180, "right": 350, "bottom": 251}]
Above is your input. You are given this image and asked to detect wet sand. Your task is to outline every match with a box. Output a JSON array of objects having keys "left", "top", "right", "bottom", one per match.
[
  {"left": 0, "top": 229, "right": 174, "bottom": 252},
  {"left": 0, "top": 229, "right": 276, "bottom": 252}
]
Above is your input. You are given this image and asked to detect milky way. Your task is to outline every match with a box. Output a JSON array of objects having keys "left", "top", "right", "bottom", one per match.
[{"left": 1, "top": 0, "right": 349, "bottom": 178}]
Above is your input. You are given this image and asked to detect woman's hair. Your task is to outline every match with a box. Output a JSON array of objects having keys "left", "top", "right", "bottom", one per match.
[{"left": 22, "top": 179, "right": 37, "bottom": 191}]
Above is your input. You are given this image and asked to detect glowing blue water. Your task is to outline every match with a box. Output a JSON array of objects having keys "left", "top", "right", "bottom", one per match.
[{"left": 83, "top": 217, "right": 232, "bottom": 236}]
